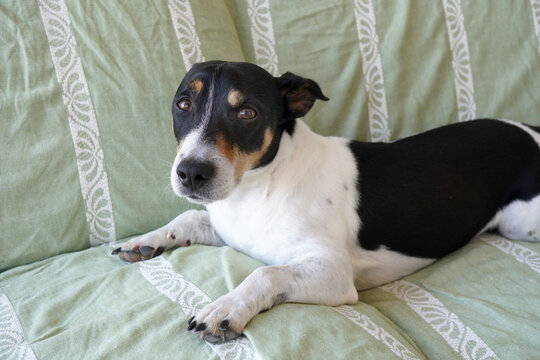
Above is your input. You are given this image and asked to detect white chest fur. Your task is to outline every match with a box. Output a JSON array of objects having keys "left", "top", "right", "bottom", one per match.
[
  {"left": 207, "top": 120, "right": 434, "bottom": 289},
  {"left": 208, "top": 120, "right": 360, "bottom": 265}
]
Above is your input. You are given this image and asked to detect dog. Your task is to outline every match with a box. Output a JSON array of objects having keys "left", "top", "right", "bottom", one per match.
[{"left": 112, "top": 60, "right": 540, "bottom": 343}]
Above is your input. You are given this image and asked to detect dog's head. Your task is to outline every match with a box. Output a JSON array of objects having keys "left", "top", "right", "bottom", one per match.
[{"left": 170, "top": 61, "right": 328, "bottom": 204}]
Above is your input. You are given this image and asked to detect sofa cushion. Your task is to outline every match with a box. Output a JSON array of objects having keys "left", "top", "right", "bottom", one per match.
[
  {"left": 0, "top": 0, "right": 246, "bottom": 270},
  {"left": 0, "top": 243, "right": 426, "bottom": 359},
  {"left": 1, "top": 234, "right": 539, "bottom": 359},
  {"left": 3, "top": 1, "right": 540, "bottom": 271}
]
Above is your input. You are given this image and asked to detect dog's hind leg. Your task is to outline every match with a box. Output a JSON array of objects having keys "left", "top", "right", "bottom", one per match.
[
  {"left": 112, "top": 210, "right": 225, "bottom": 262},
  {"left": 497, "top": 195, "right": 540, "bottom": 242}
]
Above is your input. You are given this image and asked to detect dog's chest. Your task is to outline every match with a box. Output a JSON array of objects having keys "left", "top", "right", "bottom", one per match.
[
  {"left": 207, "top": 123, "right": 363, "bottom": 266},
  {"left": 207, "top": 189, "right": 301, "bottom": 265}
]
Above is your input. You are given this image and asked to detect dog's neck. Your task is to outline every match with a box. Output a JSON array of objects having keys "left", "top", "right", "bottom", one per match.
[{"left": 211, "top": 120, "right": 330, "bottom": 205}]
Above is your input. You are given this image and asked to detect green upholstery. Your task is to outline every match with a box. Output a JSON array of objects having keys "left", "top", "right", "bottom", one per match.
[{"left": 1, "top": 1, "right": 539, "bottom": 358}]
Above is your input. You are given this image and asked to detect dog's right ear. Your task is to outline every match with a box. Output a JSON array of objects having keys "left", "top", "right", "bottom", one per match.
[{"left": 276, "top": 72, "right": 329, "bottom": 120}]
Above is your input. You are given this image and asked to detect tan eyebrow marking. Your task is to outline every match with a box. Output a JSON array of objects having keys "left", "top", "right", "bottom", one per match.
[
  {"left": 227, "top": 89, "right": 244, "bottom": 108},
  {"left": 189, "top": 79, "right": 203, "bottom": 93}
]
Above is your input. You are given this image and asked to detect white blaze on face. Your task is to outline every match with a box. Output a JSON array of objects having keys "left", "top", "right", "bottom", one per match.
[{"left": 170, "top": 77, "right": 274, "bottom": 204}]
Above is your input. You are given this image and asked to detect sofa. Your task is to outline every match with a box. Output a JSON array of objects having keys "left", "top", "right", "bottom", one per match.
[{"left": 2, "top": 1, "right": 540, "bottom": 359}]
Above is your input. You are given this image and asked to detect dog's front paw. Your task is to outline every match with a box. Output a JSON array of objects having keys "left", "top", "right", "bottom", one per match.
[
  {"left": 111, "top": 243, "right": 165, "bottom": 262},
  {"left": 188, "top": 296, "right": 250, "bottom": 343},
  {"left": 112, "top": 230, "right": 171, "bottom": 262}
]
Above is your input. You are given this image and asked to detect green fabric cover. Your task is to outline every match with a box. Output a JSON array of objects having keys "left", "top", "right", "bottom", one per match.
[
  {"left": 1, "top": 237, "right": 539, "bottom": 359},
  {"left": 2, "top": 0, "right": 540, "bottom": 358}
]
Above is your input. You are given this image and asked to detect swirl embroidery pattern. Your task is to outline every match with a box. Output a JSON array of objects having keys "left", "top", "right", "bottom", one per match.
[
  {"left": 353, "top": 0, "right": 391, "bottom": 142},
  {"left": 38, "top": 0, "right": 116, "bottom": 245},
  {"left": 442, "top": 0, "right": 477, "bottom": 122},
  {"left": 247, "top": 0, "right": 279, "bottom": 76},
  {"left": 479, "top": 235, "right": 540, "bottom": 274},
  {"left": 139, "top": 257, "right": 256, "bottom": 360},
  {"left": 381, "top": 281, "right": 499, "bottom": 360},
  {"left": 333, "top": 305, "right": 421, "bottom": 360},
  {"left": 532, "top": 0, "right": 540, "bottom": 54},
  {"left": 168, "top": 0, "right": 206, "bottom": 71},
  {"left": 0, "top": 292, "right": 37, "bottom": 360}
]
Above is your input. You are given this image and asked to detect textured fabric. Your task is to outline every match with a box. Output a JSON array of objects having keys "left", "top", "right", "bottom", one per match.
[
  {"left": 2, "top": 0, "right": 540, "bottom": 358},
  {"left": 0, "top": 0, "right": 90, "bottom": 271},
  {"left": 3, "top": 0, "right": 540, "bottom": 268},
  {"left": 0, "top": 237, "right": 539, "bottom": 359},
  {"left": 0, "top": 245, "right": 426, "bottom": 359}
]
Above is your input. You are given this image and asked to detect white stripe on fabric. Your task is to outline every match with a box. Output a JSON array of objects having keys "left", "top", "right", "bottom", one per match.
[
  {"left": 381, "top": 281, "right": 499, "bottom": 360},
  {"left": 38, "top": 0, "right": 116, "bottom": 245},
  {"left": 333, "top": 305, "right": 422, "bottom": 360},
  {"left": 442, "top": 0, "right": 477, "bottom": 122},
  {"left": 168, "top": 0, "right": 206, "bottom": 71},
  {"left": 247, "top": 0, "right": 279, "bottom": 76},
  {"left": 479, "top": 235, "right": 540, "bottom": 275},
  {"left": 0, "top": 292, "right": 37, "bottom": 360},
  {"left": 139, "top": 257, "right": 256, "bottom": 360},
  {"left": 353, "top": 0, "right": 391, "bottom": 142},
  {"left": 531, "top": 0, "right": 540, "bottom": 54}
]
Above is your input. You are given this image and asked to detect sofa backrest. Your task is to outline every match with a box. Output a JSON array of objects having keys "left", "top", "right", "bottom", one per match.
[{"left": 2, "top": 0, "right": 540, "bottom": 271}]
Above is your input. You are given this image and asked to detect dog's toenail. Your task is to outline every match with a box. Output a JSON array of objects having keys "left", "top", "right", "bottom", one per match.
[
  {"left": 219, "top": 319, "right": 229, "bottom": 331},
  {"left": 139, "top": 246, "right": 155, "bottom": 257},
  {"left": 224, "top": 329, "right": 240, "bottom": 341},
  {"left": 195, "top": 323, "right": 207, "bottom": 332},
  {"left": 111, "top": 247, "right": 122, "bottom": 255},
  {"left": 204, "top": 333, "right": 223, "bottom": 344},
  {"left": 154, "top": 247, "right": 165, "bottom": 257},
  {"left": 187, "top": 321, "right": 197, "bottom": 331},
  {"left": 188, "top": 315, "right": 195, "bottom": 325}
]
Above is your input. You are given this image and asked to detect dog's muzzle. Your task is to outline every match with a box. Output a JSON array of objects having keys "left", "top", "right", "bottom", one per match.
[{"left": 171, "top": 135, "right": 235, "bottom": 204}]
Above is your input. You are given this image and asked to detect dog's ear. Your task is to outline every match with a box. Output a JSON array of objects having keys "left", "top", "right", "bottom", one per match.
[{"left": 276, "top": 72, "right": 329, "bottom": 119}]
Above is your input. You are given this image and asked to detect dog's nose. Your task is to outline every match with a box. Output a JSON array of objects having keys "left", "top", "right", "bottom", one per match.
[{"left": 176, "top": 160, "right": 215, "bottom": 190}]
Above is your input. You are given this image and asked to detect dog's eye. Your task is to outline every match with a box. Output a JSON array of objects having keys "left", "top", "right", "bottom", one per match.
[
  {"left": 177, "top": 99, "right": 192, "bottom": 111},
  {"left": 238, "top": 108, "right": 257, "bottom": 120}
]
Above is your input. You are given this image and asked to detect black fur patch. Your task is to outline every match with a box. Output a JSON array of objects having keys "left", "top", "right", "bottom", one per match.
[
  {"left": 348, "top": 119, "right": 540, "bottom": 259},
  {"left": 172, "top": 62, "right": 326, "bottom": 170}
]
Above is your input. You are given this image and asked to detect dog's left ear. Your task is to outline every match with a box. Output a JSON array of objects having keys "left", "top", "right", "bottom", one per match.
[{"left": 276, "top": 72, "right": 329, "bottom": 119}]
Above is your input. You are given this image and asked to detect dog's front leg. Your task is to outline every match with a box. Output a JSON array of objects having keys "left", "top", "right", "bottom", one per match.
[
  {"left": 112, "top": 209, "right": 225, "bottom": 262},
  {"left": 188, "top": 254, "right": 358, "bottom": 343}
]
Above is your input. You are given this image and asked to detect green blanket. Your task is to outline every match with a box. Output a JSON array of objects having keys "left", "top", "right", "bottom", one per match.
[
  {"left": 1, "top": 236, "right": 539, "bottom": 359},
  {"left": 1, "top": 0, "right": 540, "bottom": 358}
]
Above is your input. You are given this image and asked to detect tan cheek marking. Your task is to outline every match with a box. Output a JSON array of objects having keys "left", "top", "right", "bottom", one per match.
[
  {"left": 215, "top": 129, "right": 274, "bottom": 179},
  {"left": 227, "top": 89, "right": 243, "bottom": 108},
  {"left": 216, "top": 134, "right": 236, "bottom": 163},
  {"left": 233, "top": 128, "right": 273, "bottom": 179},
  {"left": 189, "top": 79, "right": 203, "bottom": 93}
]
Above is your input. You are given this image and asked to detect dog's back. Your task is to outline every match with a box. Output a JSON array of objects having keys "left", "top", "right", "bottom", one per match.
[{"left": 348, "top": 119, "right": 540, "bottom": 259}]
